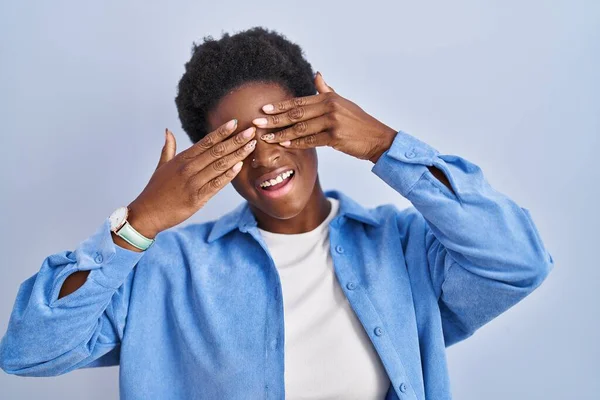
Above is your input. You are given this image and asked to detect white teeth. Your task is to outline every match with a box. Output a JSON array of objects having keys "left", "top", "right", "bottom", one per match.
[{"left": 260, "top": 170, "right": 294, "bottom": 187}]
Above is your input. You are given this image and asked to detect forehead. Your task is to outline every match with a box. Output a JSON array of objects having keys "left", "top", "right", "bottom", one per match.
[{"left": 207, "top": 82, "right": 294, "bottom": 131}]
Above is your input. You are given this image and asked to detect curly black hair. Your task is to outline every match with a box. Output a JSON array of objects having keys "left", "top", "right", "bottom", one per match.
[{"left": 175, "top": 26, "right": 316, "bottom": 144}]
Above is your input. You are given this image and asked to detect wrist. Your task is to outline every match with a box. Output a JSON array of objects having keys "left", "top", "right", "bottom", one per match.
[
  {"left": 127, "top": 202, "right": 161, "bottom": 239},
  {"left": 369, "top": 126, "right": 397, "bottom": 164}
]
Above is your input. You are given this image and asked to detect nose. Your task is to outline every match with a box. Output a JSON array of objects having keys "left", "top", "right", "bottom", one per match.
[{"left": 250, "top": 128, "right": 284, "bottom": 168}]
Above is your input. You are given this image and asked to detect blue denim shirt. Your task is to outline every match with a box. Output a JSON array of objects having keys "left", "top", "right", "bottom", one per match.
[{"left": 0, "top": 130, "right": 554, "bottom": 399}]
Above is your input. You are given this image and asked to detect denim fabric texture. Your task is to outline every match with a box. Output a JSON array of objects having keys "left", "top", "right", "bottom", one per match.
[{"left": 0, "top": 130, "right": 554, "bottom": 399}]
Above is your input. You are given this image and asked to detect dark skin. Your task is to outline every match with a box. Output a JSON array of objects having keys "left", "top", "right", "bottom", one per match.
[
  {"left": 207, "top": 82, "right": 331, "bottom": 234},
  {"left": 253, "top": 72, "right": 453, "bottom": 195},
  {"left": 208, "top": 73, "right": 453, "bottom": 235},
  {"left": 59, "top": 72, "right": 453, "bottom": 300}
]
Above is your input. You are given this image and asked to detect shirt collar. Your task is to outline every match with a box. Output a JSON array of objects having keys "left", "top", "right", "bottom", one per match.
[{"left": 207, "top": 189, "right": 381, "bottom": 243}]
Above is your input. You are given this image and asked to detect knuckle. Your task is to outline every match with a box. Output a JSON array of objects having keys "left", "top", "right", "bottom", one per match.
[
  {"left": 326, "top": 98, "right": 338, "bottom": 112},
  {"left": 271, "top": 114, "right": 281, "bottom": 125},
  {"left": 276, "top": 101, "right": 287, "bottom": 111},
  {"left": 293, "top": 98, "right": 306, "bottom": 107},
  {"left": 287, "top": 107, "right": 304, "bottom": 120},
  {"left": 294, "top": 121, "right": 308, "bottom": 134},
  {"left": 179, "top": 161, "right": 194, "bottom": 177},
  {"left": 196, "top": 184, "right": 208, "bottom": 200},
  {"left": 305, "top": 134, "right": 317, "bottom": 145},
  {"left": 210, "top": 176, "right": 222, "bottom": 190},
  {"left": 187, "top": 189, "right": 199, "bottom": 206},
  {"left": 217, "top": 125, "right": 229, "bottom": 137},
  {"left": 209, "top": 142, "right": 227, "bottom": 158},
  {"left": 212, "top": 157, "right": 228, "bottom": 172},
  {"left": 327, "top": 110, "right": 340, "bottom": 123},
  {"left": 198, "top": 136, "right": 214, "bottom": 150},
  {"left": 233, "top": 133, "right": 245, "bottom": 145}
]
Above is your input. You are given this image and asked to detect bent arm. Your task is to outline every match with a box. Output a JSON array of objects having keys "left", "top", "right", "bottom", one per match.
[
  {"left": 0, "top": 218, "right": 146, "bottom": 376},
  {"left": 372, "top": 130, "right": 554, "bottom": 346}
]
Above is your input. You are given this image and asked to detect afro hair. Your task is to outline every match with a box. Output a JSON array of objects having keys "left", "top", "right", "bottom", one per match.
[{"left": 175, "top": 26, "right": 317, "bottom": 144}]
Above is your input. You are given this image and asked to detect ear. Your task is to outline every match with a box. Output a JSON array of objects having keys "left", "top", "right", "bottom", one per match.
[{"left": 315, "top": 71, "right": 335, "bottom": 94}]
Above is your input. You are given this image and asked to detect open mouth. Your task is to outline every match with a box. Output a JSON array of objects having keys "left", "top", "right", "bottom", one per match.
[{"left": 257, "top": 170, "right": 296, "bottom": 199}]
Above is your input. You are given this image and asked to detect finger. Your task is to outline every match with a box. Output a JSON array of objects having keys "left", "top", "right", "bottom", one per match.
[
  {"left": 184, "top": 126, "right": 255, "bottom": 174},
  {"left": 316, "top": 71, "right": 335, "bottom": 93},
  {"left": 157, "top": 128, "right": 177, "bottom": 170},
  {"left": 186, "top": 118, "right": 238, "bottom": 158},
  {"left": 260, "top": 93, "right": 324, "bottom": 114},
  {"left": 252, "top": 101, "right": 328, "bottom": 130},
  {"left": 188, "top": 138, "right": 256, "bottom": 189},
  {"left": 196, "top": 160, "right": 244, "bottom": 203},
  {"left": 260, "top": 115, "right": 329, "bottom": 144},
  {"left": 281, "top": 132, "right": 331, "bottom": 149}
]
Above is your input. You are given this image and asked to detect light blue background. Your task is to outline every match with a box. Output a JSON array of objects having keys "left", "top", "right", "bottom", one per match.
[{"left": 1, "top": 1, "right": 598, "bottom": 399}]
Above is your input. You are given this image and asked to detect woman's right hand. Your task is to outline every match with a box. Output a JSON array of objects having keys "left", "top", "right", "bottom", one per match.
[{"left": 126, "top": 119, "right": 256, "bottom": 238}]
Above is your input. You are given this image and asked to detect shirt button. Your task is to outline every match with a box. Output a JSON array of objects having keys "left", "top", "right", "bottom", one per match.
[
  {"left": 94, "top": 253, "right": 103, "bottom": 264},
  {"left": 399, "top": 383, "right": 407, "bottom": 393},
  {"left": 335, "top": 245, "right": 344, "bottom": 254},
  {"left": 346, "top": 282, "right": 356, "bottom": 290},
  {"left": 374, "top": 327, "right": 383, "bottom": 336},
  {"left": 405, "top": 150, "right": 417, "bottom": 159}
]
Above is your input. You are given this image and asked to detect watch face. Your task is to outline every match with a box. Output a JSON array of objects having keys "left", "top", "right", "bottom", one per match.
[{"left": 109, "top": 206, "right": 128, "bottom": 232}]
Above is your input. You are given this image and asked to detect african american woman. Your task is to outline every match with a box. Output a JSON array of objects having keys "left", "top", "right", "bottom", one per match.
[{"left": 0, "top": 27, "right": 554, "bottom": 400}]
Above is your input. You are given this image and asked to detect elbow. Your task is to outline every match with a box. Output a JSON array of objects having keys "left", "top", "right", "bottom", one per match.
[
  {"left": 519, "top": 248, "right": 554, "bottom": 293},
  {"left": 0, "top": 336, "right": 64, "bottom": 377}
]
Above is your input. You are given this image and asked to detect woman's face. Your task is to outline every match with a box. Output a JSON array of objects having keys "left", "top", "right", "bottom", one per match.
[{"left": 206, "top": 82, "right": 319, "bottom": 220}]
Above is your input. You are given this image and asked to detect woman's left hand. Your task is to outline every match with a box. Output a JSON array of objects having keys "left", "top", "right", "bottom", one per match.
[{"left": 252, "top": 72, "right": 398, "bottom": 163}]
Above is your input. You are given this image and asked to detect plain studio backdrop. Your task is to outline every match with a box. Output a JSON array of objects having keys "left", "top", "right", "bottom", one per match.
[{"left": 0, "top": 1, "right": 598, "bottom": 399}]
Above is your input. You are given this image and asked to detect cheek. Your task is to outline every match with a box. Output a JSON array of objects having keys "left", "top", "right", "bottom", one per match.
[
  {"left": 231, "top": 168, "right": 252, "bottom": 195},
  {"left": 299, "top": 149, "right": 318, "bottom": 179}
]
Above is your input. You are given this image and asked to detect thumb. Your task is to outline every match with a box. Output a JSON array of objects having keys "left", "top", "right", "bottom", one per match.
[
  {"left": 315, "top": 71, "right": 335, "bottom": 94},
  {"left": 157, "top": 128, "right": 177, "bottom": 170}
]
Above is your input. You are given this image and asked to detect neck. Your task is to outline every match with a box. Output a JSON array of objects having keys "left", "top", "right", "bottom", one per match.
[{"left": 251, "top": 178, "right": 331, "bottom": 234}]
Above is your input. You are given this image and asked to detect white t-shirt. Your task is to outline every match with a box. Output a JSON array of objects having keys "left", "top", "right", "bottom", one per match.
[{"left": 258, "top": 197, "right": 391, "bottom": 399}]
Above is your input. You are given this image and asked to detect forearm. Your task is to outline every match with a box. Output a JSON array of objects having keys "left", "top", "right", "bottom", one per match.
[{"left": 372, "top": 129, "right": 553, "bottom": 281}]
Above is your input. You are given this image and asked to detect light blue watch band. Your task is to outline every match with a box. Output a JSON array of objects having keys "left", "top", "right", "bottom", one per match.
[{"left": 116, "top": 220, "right": 155, "bottom": 251}]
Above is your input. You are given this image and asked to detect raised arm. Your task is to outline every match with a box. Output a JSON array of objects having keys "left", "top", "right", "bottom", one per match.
[{"left": 371, "top": 129, "right": 554, "bottom": 346}]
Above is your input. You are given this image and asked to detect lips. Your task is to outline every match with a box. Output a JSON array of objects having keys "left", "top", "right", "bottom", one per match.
[{"left": 254, "top": 166, "right": 296, "bottom": 190}]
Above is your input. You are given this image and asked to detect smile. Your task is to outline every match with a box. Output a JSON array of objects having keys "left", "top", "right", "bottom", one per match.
[{"left": 256, "top": 169, "right": 296, "bottom": 199}]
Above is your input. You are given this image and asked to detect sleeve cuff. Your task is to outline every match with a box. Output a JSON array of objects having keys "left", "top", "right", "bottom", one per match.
[
  {"left": 371, "top": 130, "right": 440, "bottom": 197},
  {"left": 76, "top": 217, "right": 147, "bottom": 289}
]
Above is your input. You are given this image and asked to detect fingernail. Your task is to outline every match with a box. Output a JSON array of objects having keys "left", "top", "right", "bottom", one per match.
[
  {"left": 165, "top": 128, "right": 168, "bottom": 138},
  {"left": 226, "top": 119, "right": 237, "bottom": 130},
  {"left": 233, "top": 161, "right": 243, "bottom": 173},
  {"left": 279, "top": 141, "right": 291, "bottom": 147},
  {"left": 253, "top": 118, "right": 268, "bottom": 127},
  {"left": 241, "top": 126, "right": 255, "bottom": 139},
  {"left": 244, "top": 139, "right": 257, "bottom": 150},
  {"left": 262, "top": 104, "right": 274, "bottom": 112},
  {"left": 260, "top": 133, "right": 275, "bottom": 141}
]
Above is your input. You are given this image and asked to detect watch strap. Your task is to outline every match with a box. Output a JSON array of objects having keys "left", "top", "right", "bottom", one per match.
[{"left": 116, "top": 220, "right": 155, "bottom": 251}]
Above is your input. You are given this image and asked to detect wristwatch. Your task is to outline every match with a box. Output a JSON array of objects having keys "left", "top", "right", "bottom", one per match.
[{"left": 109, "top": 206, "right": 155, "bottom": 251}]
